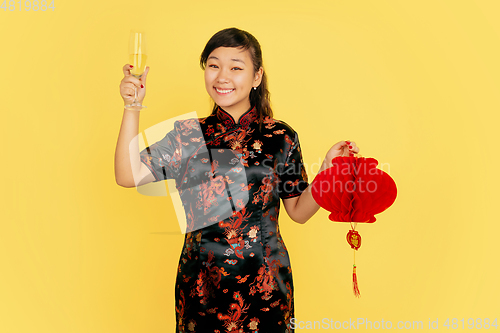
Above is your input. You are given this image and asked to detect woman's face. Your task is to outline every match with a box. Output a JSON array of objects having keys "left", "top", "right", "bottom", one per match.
[{"left": 204, "top": 46, "right": 262, "bottom": 116}]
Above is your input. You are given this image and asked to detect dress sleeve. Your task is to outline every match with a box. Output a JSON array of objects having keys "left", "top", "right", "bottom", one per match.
[
  {"left": 139, "top": 121, "right": 182, "bottom": 182},
  {"left": 278, "top": 131, "right": 309, "bottom": 199}
]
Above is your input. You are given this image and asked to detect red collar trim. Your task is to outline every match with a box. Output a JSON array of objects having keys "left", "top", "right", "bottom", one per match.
[{"left": 216, "top": 106, "right": 258, "bottom": 128}]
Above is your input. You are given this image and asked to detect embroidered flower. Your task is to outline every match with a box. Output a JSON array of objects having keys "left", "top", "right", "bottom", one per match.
[
  {"left": 226, "top": 229, "right": 237, "bottom": 239},
  {"left": 187, "top": 319, "right": 196, "bottom": 331},
  {"left": 235, "top": 199, "right": 245, "bottom": 209},
  {"left": 248, "top": 317, "right": 260, "bottom": 330},
  {"left": 161, "top": 153, "right": 171, "bottom": 162},
  {"left": 252, "top": 140, "right": 263, "bottom": 152},
  {"left": 264, "top": 116, "right": 276, "bottom": 129},
  {"left": 247, "top": 225, "right": 259, "bottom": 240}
]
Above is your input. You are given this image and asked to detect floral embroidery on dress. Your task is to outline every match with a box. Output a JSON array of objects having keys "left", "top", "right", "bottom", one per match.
[
  {"left": 217, "top": 291, "right": 250, "bottom": 333},
  {"left": 219, "top": 208, "right": 252, "bottom": 259},
  {"left": 252, "top": 172, "right": 278, "bottom": 206},
  {"left": 249, "top": 245, "right": 283, "bottom": 301},
  {"left": 140, "top": 106, "right": 308, "bottom": 332},
  {"left": 191, "top": 250, "right": 222, "bottom": 305},
  {"left": 248, "top": 317, "right": 260, "bottom": 330}
]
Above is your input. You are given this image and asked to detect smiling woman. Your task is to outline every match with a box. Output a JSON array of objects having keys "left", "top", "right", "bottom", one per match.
[
  {"left": 115, "top": 27, "right": 360, "bottom": 333},
  {"left": 203, "top": 46, "right": 263, "bottom": 120},
  {"left": 199, "top": 29, "right": 271, "bottom": 126}
]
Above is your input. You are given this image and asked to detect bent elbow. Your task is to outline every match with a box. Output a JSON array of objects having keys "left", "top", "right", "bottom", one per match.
[
  {"left": 116, "top": 177, "right": 134, "bottom": 188},
  {"left": 116, "top": 181, "right": 129, "bottom": 188},
  {"left": 292, "top": 216, "right": 309, "bottom": 224}
]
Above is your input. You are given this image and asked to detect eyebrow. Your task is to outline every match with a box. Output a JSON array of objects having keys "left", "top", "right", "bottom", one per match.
[{"left": 207, "top": 56, "right": 246, "bottom": 64}]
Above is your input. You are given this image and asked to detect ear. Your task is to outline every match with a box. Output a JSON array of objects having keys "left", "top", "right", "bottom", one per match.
[{"left": 253, "top": 67, "right": 263, "bottom": 88}]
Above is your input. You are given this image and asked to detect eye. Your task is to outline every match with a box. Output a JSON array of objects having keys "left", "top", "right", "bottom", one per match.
[
  {"left": 208, "top": 64, "right": 218, "bottom": 68},
  {"left": 231, "top": 67, "right": 243, "bottom": 71}
]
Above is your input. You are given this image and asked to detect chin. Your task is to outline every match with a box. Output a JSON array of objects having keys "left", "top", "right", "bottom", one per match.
[{"left": 212, "top": 99, "right": 233, "bottom": 108}]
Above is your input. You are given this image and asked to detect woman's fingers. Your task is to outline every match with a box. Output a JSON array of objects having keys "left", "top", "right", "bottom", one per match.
[
  {"left": 348, "top": 141, "right": 360, "bottom": 154},
  {"left": 122, "top": 63, "right": 133, "bottom": 76},
  {"left": 330, "top": 141, "right": 346, "bottom": 151},
  {"left": 345, "top": 140, "right": 360, "bottom": 156},
  {"left": 329, "top": 140, "right": 360, "bottom": 152},
  {"left": 122, "top": 75, "right": 142, "bottom": 89},
  {"left": 140, "top": 66, "right": 149, "bottom": 84},
  {"left": 122, "top": 82, "right": 136, "bottom": 96},
  {"left": 122, "top": 64, "right": 144, "bottom": 87},
  {"left": 120, "top": 64, "right": 149, "bottom": 104}
]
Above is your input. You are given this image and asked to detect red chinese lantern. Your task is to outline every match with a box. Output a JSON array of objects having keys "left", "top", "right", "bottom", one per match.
[{"left": 311, "top": 151, "right": 397, "bottom": 297}]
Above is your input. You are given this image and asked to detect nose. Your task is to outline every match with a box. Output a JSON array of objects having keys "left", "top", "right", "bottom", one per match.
[{"left": 216, "top": 68, "right": 230, "bottom": 84}]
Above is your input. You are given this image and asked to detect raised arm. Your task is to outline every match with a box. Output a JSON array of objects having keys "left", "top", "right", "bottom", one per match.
[{"left": 114, "top": 64, "right": 154, "bottom": 188}]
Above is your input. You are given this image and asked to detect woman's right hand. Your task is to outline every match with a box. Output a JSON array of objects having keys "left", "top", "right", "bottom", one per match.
[{"left": 119, "top": 64, "right": 150, "bottom": 106}]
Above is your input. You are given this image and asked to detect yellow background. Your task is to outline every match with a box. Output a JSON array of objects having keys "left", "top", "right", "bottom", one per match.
[{"left": 1, "top": 0, "right": 499, "bottom": 331}]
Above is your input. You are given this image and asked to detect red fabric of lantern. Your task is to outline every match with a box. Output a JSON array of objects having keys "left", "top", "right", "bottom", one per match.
[
  {"left": 311, "top": 156, "right": 397, "bottom": 223},
  {"left": 311, "top": 155, "right": 397, "bottom": 297}
]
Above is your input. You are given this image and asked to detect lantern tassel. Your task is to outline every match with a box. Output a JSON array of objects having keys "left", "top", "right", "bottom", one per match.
[
  {"left": 353, "top": 264, "right": 360, "bottom": 297},
  {"left": 352, "top": 249, "right": 360, "bottom": 297}
]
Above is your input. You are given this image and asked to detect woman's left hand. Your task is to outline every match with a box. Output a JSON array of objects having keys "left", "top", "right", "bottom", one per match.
[{"left": 324, "top": 140, "right": 360, "bottom": 162}]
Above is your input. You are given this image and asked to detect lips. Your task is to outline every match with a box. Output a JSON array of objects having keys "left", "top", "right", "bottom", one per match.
[{"left": 215, "top": 87, "right": 235, "bottom": 95}]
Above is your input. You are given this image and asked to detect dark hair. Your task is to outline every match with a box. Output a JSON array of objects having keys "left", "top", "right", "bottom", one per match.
[{"left": 200, "top": 27, "right": 273, "bottom": 126}]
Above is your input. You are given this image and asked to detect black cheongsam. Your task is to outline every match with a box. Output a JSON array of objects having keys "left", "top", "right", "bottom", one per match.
[{"left": 140, "top": 105, "right": 308, "bottom": 333}]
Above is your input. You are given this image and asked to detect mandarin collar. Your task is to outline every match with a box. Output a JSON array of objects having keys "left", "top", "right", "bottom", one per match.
[{"left": 216, "top": 106, "right": 258, "bottom": 128}]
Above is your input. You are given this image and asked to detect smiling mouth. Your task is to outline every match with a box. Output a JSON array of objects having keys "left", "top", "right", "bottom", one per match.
[{"left": 215, "top": 87, "right": 235, "bottom": 95}]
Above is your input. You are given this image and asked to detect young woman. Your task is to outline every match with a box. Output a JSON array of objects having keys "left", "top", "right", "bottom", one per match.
[{"left": 115, "top": 27, "right": 359, "bottom": 333}]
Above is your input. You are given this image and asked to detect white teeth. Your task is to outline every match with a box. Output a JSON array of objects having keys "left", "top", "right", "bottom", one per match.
[{"left": 216, "top": 88, "right": 234, "bottom": 94}]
